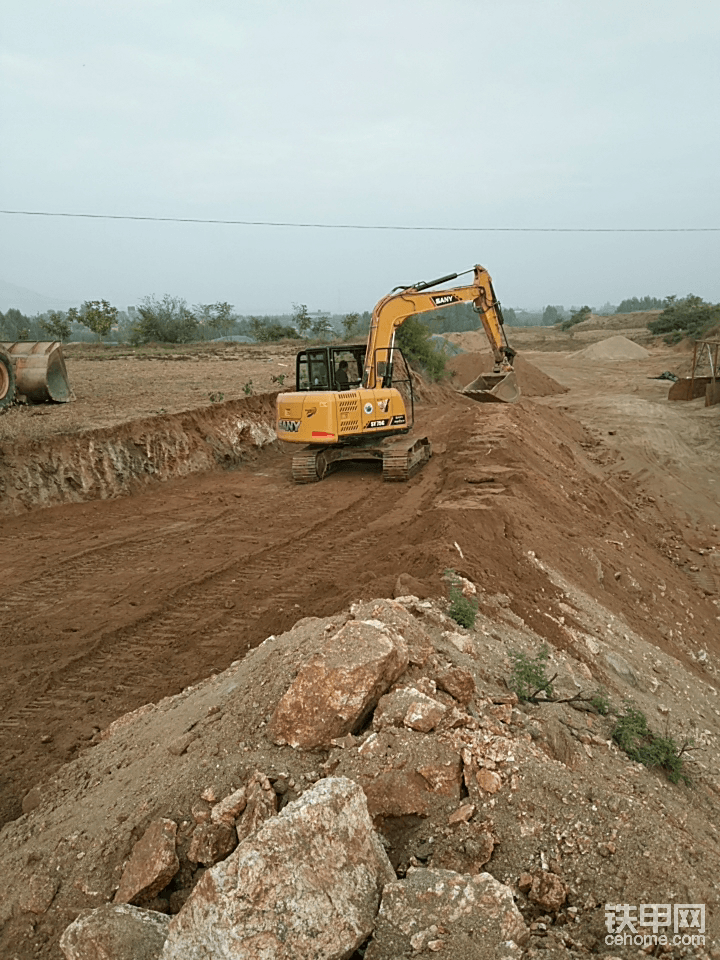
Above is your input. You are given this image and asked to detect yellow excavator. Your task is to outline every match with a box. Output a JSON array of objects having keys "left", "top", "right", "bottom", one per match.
[
  {"left": 276, "top": 264, "right": 519, "bottom": 482},
  {"left": 0, "top": 341, "right": 73, "bottom": 412}
]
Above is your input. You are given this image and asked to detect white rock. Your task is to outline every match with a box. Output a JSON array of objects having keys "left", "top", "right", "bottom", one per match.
[{"left": 162, "top": 778, "right": 395, "bottom": 960}]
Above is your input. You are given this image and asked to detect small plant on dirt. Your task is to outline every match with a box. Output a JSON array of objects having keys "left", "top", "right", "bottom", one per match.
[
  {"left": 611, "top": 705, "right": 693, "bottom": 785},
  {"left": 208, "top": 391, "right": 224, "bottom": 403},
  {"left": 243, "top": 380, "right": 254, "bottom": 396},
  {"left": 589, "top": 689, "right": 611, "bottom": 716},
  {"left": 271, "top": 374, "right": 286, "bottom": 386},
  {"left": 508, "top": 646, "right": 555, "bottom": 702},
  {"left": 444, "top": 569, "right": 478, "bottom": 629}
]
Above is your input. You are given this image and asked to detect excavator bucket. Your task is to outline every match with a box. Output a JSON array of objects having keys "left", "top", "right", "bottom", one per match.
[
  {"left": 461, "top": 369, "right": 520, "bottom": 404},
  {"left": 0, "top": 341, "right": 73, "bottom": 404}
]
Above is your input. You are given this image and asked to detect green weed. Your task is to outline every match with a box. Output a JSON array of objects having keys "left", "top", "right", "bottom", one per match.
[{"left": 611, "top": 706, "right": 693, "bottom": 785}]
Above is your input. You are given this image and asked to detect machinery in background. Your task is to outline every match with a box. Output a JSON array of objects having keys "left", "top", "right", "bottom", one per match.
[{"left": 0, "top": 341, "right": 73, "bottom": 412}]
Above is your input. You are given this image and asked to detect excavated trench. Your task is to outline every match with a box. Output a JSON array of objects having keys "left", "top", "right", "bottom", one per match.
[{"left": 0, "top": 393, "right": 279, "bottom": 514}]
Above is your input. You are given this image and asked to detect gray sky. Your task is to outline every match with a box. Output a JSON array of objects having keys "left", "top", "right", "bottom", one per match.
[{"left": 2, "top": 0, "right": 719, "bottom": 315}]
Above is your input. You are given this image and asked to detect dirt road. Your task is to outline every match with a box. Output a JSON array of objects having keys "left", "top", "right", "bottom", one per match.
[{"left": 1, "top": 345, "right": 718, "bottom": 828}]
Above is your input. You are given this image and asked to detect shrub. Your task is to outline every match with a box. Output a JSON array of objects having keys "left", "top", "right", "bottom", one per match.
[
  {"left": 647, "top": 295, "right": 720, "bottom": 344},
  {"left": 508, "top": 646, "right": 555, "bottom": 701},
  {"left": 248, "top": 317, "right": 299, "bottom": 342},
  {"left": 560, "top": 306, "right": 591, "bottom": 332},
  {"left": 396, "top": 315, "right": 446, "bottom": 381},
  {"left": 611, "top": 706, "right": 692, "bottom": 785},
  {"left": 131, "top": 295, "right": 199, "bottom": 344},
  {"left": 444, "top": 569, "right": 478, "bottom": 628},
  {"left": 448, "top": 588, "right": 477, "bottom": 628}
]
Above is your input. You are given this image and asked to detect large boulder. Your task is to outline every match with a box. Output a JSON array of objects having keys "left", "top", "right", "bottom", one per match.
[
  {"left": 114, "top": 819, "right": 179, "bottom": 905},
  {"left": 335, "top": 729, "right": 463, "bottom": 819},
  {"left": 269, "top": 620, "right": 409, "bottom": 748},
  {"left": 365, "top": 867, "right": 528, "bottom": 959},
  {"left": 60, "top": 904, "right": 171, "bottom": 960},
  {"left": 161, "top": 777, "right": 395, "bottom": 960}
]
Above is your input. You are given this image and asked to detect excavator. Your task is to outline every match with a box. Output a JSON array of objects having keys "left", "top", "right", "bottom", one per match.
[
  {"left": 0, "top": 341, "right": 73, "bottom": 412},
  {"left": 275, "top": 264, "right": 519, "bottom": 482}
]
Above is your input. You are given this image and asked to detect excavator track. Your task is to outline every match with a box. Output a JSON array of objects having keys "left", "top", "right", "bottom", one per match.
[
  {"left": 291, "top": 449, "right": 329, "bottom": 483},
  {"left": 382, "top": 437, "right": 432, "bottom": 482}
]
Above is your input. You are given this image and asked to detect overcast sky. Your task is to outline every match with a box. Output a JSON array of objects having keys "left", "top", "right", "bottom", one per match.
[{"left": 2, "top": 0, "right": 719, "bottom": 315}]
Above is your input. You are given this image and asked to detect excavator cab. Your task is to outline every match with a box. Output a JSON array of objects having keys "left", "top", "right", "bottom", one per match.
[{"left": 296, "top": 345, "right": 366, "bottom": 392}]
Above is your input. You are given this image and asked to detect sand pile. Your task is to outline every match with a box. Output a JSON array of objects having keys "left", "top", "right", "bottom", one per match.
[
  {"left": 446, "top": 352, "right": 568, "bottom": 397},
  {"left": 575, "top": 335, "right": 649, "bottom": 361}
]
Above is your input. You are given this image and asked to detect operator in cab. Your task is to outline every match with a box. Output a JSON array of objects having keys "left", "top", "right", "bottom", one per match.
[{"left": 336, "top": 360, "right": 350, "bottom": 389}]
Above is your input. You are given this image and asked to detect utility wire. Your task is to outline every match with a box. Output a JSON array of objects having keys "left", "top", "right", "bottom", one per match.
[{"left": 0, "top": 209, "right": 718, "bottom": 232}]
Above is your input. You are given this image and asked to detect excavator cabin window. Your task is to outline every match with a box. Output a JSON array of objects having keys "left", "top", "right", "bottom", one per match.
[{"left": 295, "top": 346, "right": 365, "bottom": 392}]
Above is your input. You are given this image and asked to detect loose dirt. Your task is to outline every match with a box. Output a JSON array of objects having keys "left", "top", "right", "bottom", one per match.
[
  {"left": 574, "top": 335, "right": 650, "bottom": 361},
  {"left": 1, "top": 331, "right": 719, "bottom": 958},
  {"left": 446, "top": 352, "right": 568, "bottom": 398}
]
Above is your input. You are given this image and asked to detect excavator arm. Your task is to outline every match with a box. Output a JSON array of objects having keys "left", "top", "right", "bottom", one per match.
[{"left": 362, "top": 264, "right": 515, "bottom": 390}]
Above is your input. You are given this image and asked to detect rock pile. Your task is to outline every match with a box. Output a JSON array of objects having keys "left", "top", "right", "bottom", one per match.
[{"left": 1, "top": 583, "right": 719, "bottom": 958}]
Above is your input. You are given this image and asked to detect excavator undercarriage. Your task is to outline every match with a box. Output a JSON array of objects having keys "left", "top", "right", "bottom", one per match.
[{"left": 291, "top": 435, "right": 432, "bottom": 483}]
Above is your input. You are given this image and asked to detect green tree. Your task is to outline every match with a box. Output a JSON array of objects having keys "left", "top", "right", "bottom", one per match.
[
  {"left": 342, "top": 312, "right": 360, "bottom": 339},
  {"left": 616, "top": 296, "right": 666, "bottom": 314},
  {"left": 194, "top": 301, "right": 236, "bottom": 337},
  {"left": 542, "top": 305, "right": 559, "bottom": 325},
  {"left": 292, "top": 303, "right": 312, "bottom": 337},
  {"left": 1, "top": 307, "right": 32, "bottom": 339},
  {"left": 79, "top": 300, "right": 118, "bottom": 338},
  {"left": 648, "top": 294, "right": 720, "bottom": 343},
  {"left": 560, "top": 305, "right": 591, "bottom": 332},
  {"left": 130, "top": 295, "right": 199, "bottom": 344},
  {"left": 40, "top": 310, "right": 72, "bottom": 341},
  {"left": 395, "top": 315, "right": 446, "bottom": 381},
  {"left": 310, "top": 316, "right": 332, "bottom": 339}
]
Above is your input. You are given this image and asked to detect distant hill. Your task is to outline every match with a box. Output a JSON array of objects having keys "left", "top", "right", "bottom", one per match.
[{"left": 0, "top": 279, "right": 76, "bottom": 315}]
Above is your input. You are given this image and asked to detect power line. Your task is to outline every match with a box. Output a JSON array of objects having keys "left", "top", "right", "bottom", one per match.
[{"left": 0, "top": 208, "right": 719, "bottom": 232}]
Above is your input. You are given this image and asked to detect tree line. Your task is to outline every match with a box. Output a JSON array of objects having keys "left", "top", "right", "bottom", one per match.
[{"left": 2, "top": 290, "right": 717, "bottom": 347}]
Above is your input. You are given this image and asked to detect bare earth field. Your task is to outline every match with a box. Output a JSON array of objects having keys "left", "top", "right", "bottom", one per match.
[{"left": 1, "top": 323, "right": 719, "bottom": 958}]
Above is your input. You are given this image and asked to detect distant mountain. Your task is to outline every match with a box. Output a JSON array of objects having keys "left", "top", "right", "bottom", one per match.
[{"left": 0, "top": 279, "right": 76, "bottom": 315}]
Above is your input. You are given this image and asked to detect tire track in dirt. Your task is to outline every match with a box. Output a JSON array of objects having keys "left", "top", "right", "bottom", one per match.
[{"left": 0, "top": 440, "right": 453, "bottom": 822}]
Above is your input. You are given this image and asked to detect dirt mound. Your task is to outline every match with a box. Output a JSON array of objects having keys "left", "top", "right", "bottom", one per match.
[
  {"left": 2, "top": 589, "right": 719, "bottom": 958},
  {"left": 446, "top": 351, "right": 568, "bottom": 397},
  {"left": 574, "top": 335, "right": 650, "bottom": 361}
]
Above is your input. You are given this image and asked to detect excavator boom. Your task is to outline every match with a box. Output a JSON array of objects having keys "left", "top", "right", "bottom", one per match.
[{"left": 362, "top": 264, "right": 517, "bottom": 402}]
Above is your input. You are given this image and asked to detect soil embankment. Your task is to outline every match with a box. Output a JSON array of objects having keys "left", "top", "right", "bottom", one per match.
[{"left": 0, "top": 393, "right": 278, "bottom": 514}]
